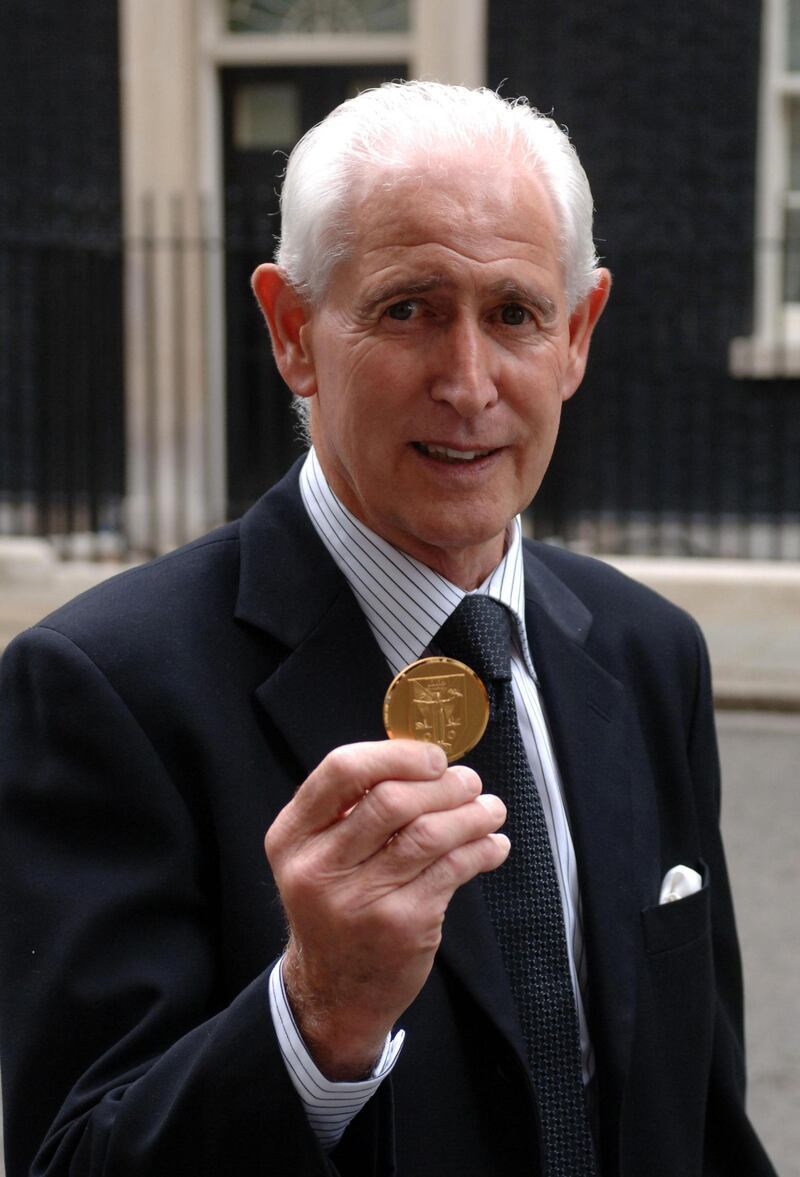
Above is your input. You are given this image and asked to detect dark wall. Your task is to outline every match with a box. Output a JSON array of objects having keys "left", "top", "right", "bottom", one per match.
[
  {"left": 488, "top": 1, "right": 800, "bottom": 546},
  {"left": 0, "top": 0, "right": 124, "bottom": 537},
  {"left": 489, "top": 0, "right": 760, "bottom": 258},
  {"left": 0, "top": 1, "right": 121, "bottom": 218}
]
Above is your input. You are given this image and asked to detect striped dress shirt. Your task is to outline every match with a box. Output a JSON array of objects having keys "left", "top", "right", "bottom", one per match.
[{"left": 268, "top": 448, "right": 593, "bottom": 1151}]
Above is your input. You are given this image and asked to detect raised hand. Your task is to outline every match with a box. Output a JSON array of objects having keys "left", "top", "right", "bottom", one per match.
[{"left": 265, "top": 739, "right": 509, "bottom": 1079}]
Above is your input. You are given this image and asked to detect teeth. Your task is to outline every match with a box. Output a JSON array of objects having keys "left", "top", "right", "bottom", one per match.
[{"left": 419, "top": 443, "right": 492, "bottom": 461}]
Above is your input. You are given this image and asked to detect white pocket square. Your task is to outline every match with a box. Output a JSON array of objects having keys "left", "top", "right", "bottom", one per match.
[{"left": 659, "top": 864, "right": 703, "bottom": 905}]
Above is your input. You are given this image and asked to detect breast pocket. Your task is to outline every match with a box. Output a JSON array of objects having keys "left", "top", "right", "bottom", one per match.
[
  {"left": 621, "top": 863, "right": 715, "bottom": 1176},
  {"left": 640, "top": 862, "right": 710, "bottom": 957},
  {"left": 637, "top": 867, "right": 714, "bottom": 1061}
]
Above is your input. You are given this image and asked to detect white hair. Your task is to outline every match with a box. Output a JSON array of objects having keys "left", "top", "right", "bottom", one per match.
[{"left": 275, "top": 80, "right": 600, "bottom": 312}]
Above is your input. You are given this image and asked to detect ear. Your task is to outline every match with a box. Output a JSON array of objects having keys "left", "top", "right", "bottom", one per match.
[
  {"left": 251, "top": 263, "right": 318, "bottom": 398},
  {"left": 561, "top": 267, "right": 611, "bottom": 402}
]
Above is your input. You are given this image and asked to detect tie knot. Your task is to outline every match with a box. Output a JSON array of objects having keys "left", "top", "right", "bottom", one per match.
[{"left": 436, "top": 594, "right": 513, "bottom": 683}]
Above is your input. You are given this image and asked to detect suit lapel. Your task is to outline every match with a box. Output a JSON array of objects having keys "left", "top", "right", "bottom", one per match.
[
  {"left": 255, "top": 585, "right": 391, "bottom": 777},
  {"left": 522, "top": 547, "right": 640, "bottom": 1122},
  {"left": 234, "top": 462, "right": 391, "bottom": 777}
]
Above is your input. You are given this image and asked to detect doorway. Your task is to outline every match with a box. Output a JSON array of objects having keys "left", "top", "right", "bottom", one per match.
[{"left": 221, "top": 63, "right": 406, "bottom": 518}]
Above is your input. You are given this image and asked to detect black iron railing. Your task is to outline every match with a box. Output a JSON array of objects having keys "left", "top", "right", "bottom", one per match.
[{"left": 1, "top": 226, "right": 799, "bottom": 560}]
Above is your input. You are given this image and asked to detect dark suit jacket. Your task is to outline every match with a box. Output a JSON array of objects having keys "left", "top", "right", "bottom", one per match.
[{"left": 0, "top": 462, "right": 776, "bottom": 1177}]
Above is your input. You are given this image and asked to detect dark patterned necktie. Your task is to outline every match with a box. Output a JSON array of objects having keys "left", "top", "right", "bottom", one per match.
[{"left": 436, "top": 594, "right": 597, "bottom": 1177}]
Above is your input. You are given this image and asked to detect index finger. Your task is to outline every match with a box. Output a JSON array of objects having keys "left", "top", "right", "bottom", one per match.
[{"left": 290, "top": 739, "right": 449, "bottom": 831}]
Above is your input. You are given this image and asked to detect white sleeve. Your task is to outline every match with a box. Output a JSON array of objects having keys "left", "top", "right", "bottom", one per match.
[{"left": 267, "top": 956, "right": 405, "bottom": 1152}]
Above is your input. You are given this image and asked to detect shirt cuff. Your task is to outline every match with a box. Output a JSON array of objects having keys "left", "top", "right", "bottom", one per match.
[{"left": 268, "top": 955, "right": 405, "bottom": 1152}]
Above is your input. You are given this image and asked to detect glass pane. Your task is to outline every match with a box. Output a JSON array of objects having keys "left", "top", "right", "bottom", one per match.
[
  {"left": 232, "top": 81, "right": 300, "bottom": 148},
  {"left": 789, "top": 0, "right": 800, "bottom": 70},
  {"left": 789, "top": 99, "right": 800, "bottom": 189},
  {"left": 226, "top": 0, "right": 409, "bottom": 34},
  {"left": 783, "top": 207, "right": 800, "bottom": 302}
]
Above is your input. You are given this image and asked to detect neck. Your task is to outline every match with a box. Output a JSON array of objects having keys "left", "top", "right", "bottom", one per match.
[
  {"left": 308, "top": 446, "right": 509, "bottom": 590},
  {"left": 399, "top": 537, "right": 506, "bottom": 591}
]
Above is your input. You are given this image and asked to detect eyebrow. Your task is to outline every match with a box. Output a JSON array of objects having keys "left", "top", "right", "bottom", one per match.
[
  {"left": 356, "top": 274, "right": 558, "bottom": 323},
  {"left": 486, "top": 280, "right": 557, "bottom": 324},
  {"left": 356, "top": 275, "right": 449, "bottom": 318}
]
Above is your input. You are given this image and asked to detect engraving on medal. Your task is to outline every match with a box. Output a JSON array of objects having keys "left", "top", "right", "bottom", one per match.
[
  {"left": 383, "top": 656, "right": 489, "bottom": 762},
  {"left": 410, "top": 673, "right": 465, "bottom": 756}
]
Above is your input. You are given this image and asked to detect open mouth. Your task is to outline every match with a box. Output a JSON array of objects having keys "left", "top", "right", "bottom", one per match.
[{"left": 412, "top": 442, "right": 496, "bottom": 464}]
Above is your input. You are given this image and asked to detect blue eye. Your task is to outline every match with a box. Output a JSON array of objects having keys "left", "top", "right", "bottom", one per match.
[
  {"left": 386, "top": 300, "right": 416, "bottom": 321},
  {"left": 500, "top": 303, "right": 529, "bottom": 326}
]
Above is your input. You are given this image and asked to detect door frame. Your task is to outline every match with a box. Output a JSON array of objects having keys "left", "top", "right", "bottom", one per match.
[{"left": 119, "top": 0, "right": 487, "bottom": 550}]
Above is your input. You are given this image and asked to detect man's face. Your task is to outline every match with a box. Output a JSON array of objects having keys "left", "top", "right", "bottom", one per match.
[{"left": 268, "top": 155, "right": 608, "bottom": 588}]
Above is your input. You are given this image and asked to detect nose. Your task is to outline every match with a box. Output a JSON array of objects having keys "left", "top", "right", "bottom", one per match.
[{"left": 429, "top": 317, "right": 498, "bottom": 417}]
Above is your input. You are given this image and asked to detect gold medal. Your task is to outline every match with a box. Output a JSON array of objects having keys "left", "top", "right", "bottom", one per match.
[{"left": 383, "top": 656, "right": 489, "bottom": 763}]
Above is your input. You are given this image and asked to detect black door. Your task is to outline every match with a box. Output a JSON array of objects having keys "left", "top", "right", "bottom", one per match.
[{"left": 222, "top": 63, "right": 406, "bottom": 519}]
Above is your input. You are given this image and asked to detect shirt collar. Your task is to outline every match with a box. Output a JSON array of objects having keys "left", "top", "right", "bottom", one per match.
[{"left": 299, "top": 448, "right": 537, "bottom": 681}]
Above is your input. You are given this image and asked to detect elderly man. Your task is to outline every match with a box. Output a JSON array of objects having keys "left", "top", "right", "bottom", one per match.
[{"left": 0, "top": 83, "right": 776, "bottom": 1176}]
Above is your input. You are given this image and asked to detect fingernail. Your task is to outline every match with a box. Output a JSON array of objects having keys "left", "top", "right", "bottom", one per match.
[
  {"left": 476, "top": 793, "right": 506, "bottom": 819},
  {"left": 452, "top": 766, "right": 481, "bottom": 793},
  {"left": 426, "top": 744, "right": 448, "bottom": 773}
]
